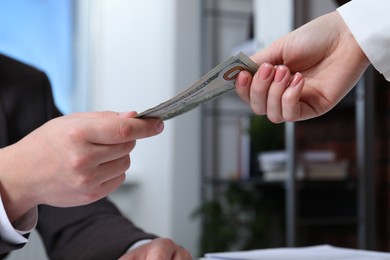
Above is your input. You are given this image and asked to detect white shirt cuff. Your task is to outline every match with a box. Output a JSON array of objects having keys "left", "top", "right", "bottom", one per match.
[
  {"left": 337, "top": 0, "right": 390, "bottom": 81},
  {"left": 0, "top": 193, "right": 37, "bottom": 244},
  {"left": 127, "top": 239, "right": 153, "bottom": 252}
]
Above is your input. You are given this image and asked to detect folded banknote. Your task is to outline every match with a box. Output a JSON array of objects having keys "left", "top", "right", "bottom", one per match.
[{"left": 136, "top": 52, "right": 259, "bottom": 121}]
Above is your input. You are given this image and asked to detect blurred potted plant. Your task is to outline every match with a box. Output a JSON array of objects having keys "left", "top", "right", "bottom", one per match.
[
  {"left": 192, "top": 182, "right": 285, "bottom": 256},
  {"left": 193, "top": 115, "right": 286, "bottom": 256},
  {"left": 249, "top": 115, "right": 285, "bottom": 178}
]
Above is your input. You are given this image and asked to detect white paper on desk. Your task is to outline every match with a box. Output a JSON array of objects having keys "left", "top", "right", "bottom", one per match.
[{"left": 204, "top": 245, "right": 390, "bottom": 260}]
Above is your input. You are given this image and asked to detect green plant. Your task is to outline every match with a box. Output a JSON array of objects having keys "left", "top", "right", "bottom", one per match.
[
  {"left": 249, "top": 115, "right": 285, "bottom": 153},
  {"left": 192, "top": 115, "right": 286, "bottom": 256},
  {"left": 192, "top": 183, "right": 285, "bottom": 256}
]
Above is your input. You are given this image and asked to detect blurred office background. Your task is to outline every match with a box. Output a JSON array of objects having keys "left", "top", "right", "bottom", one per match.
[
  {"left": 1, "top": 0, "right": 389, "bottom": 259},
  {"left": 1, "top": 0, "right": 201, "bottom": 259}
]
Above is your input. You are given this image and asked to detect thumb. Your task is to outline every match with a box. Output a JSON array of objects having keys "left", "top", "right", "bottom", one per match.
[
  {"left": 250, "top": 40, "right": 284, "bottom": 66},
  {"left": 117, "top": 111, "right": 138, "bottom": 118},
  {"left": 85, "top": 116, "right": 164, "bottom": 144}
]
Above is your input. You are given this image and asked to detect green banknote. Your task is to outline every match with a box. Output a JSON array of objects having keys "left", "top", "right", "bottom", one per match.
[{"left": 136, "top": 52, "right": 259, "bottom": 121}]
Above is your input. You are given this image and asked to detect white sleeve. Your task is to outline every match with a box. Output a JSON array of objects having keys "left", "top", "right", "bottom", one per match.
[
  {"left": 337, "top": 0, "right": 390, "bottom": 81},
  {"left": 127, "top": 239, "right": 153, "bottom": 252},
  {"left": 0, "top": 193, "right": 37, "bottom": 244}
]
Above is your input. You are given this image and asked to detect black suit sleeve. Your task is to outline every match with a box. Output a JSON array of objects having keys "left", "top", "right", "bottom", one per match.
[
  {"left": 0, "top": 54, "right": 157, "bottom": 259},
  {"left": 38, "top": 201, "right": 157, "bottom": 260}
]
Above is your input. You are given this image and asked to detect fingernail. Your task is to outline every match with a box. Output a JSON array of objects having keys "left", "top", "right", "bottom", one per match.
[
  {"left": 118, "top": 111, "right": 137, "bottom": 118},
  {"left": 156, "top": 121, "right": 164, "bottom": 133},
  {"left": 290, "top": 73, "right": 303, "bottom": 87},
  {"left": 238, "top": 73, "right": 249, "bottom": 87},
  {"left": 275, "top": 66, "right": 288, "bottom": 83},
  {"left": 259, "top": 63, "right": 273, "bottom": 80}
]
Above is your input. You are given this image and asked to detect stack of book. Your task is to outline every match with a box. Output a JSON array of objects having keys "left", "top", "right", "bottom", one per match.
[{"left": 257, "top": 150, "right": 348, "bottom": 182}]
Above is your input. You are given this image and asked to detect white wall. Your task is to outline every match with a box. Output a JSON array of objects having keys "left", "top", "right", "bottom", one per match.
[
  {"left": 254, "top": 0, "right": 294, "bottom": 49},
  {"left": 75, "top": 0, "right": 201, "bottom": 256}
]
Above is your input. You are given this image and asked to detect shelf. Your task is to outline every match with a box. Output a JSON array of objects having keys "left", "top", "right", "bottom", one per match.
[
  {"left": 299, "top": 217, "right": 358, "bottom": 227},
  {"left": 202, "top": 177, "right": 357, "bottom": 189},
  {"left": 202, "top": 177, "right": 285, "bottom": 188},
  {"left": 296, "top": 180, "right": 357, "bottom": 190},
  {"left": 200, "top": 0, "right": 376, "bottom": 251}
]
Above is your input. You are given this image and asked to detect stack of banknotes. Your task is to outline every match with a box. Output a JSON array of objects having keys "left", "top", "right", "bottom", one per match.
[{"left": 136, "top": 52, "right": 259, "bottom": 121}]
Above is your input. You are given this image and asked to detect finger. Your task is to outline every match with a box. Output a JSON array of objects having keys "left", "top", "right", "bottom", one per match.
[
  {"left": 118, "top": 111, "right": 138, "bottom": 118},
  {"left": 266, "top": 65, "right": 291, "bottom": 123},
  {"left": 250, "top": 43, "right": 282, "bottom": 66},
  {"left": 96, "top": 155, "right": 131, "bottom": 184},
  {"left": 98, "top": 173, "right": 126, "bottom": 196},
  {"left": 68, "top": 110, "right": 136, "bottom": 119},
  {"left": 282, "top": 72, "right": 305, "bottom": 121},
  {"left": 76, "top": 172, "right": 127, "bottom": 204},
  {"left": 250, "top": 48, "right": 273, "bottom": 65},
  {"left": 89, "top": 141, "right": 136, "bottom": 165},
  {"left": 149, "top": 239, "right": 176, "bottom": 259},
  {"left": 235, "top": 71, "right": 252, "bottom": 104},
  {"left": 249, "top": 63, "right": 275, "bottom": 115},
  {"left": 173, "top": 247, "right": 192, "bottom": 260},
  {"left": 86, "top": 117, "right": 164, "bottom": 144}
]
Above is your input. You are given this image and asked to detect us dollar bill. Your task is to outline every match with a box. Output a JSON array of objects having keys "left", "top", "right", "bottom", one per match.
[{"left": 136, "top": 52, "right": 259, "bottom": 121}]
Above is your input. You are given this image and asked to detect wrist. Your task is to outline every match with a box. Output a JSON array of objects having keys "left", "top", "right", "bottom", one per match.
[
  {"left": 334, "top": 11, "right": 370, "bottom": 69},
  {"left": 0, "top": 145, "right": 38, "bottom": 222}
]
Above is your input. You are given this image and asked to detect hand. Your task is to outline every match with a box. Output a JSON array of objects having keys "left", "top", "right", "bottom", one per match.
[
  {"left": 0, "top": 111, "right": 163, "bottom": 222},
  {"left": 235, "top": 11, "right": 371, "bottom": 123},
  {"left": 119, "top": 238, "right": 191, "bottom": 260}
]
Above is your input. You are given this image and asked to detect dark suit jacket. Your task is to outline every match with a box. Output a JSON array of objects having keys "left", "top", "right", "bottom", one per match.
[{"left": 0, "top": 54, "right": 157, "bottom": 259}]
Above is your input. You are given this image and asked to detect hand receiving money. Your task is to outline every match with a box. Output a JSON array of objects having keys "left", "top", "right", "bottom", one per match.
[{"left": 136, "top": 52, "right": 259, "bottom": 121}]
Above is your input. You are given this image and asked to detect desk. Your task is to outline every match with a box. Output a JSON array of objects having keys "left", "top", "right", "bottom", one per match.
[{"left": 202, "top": 245, "right": 390, "bottom": 259}]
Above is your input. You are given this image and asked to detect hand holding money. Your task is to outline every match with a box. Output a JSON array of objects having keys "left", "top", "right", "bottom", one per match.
[{"left": 136, "top": 52, "right": 259, "bottom": 121}]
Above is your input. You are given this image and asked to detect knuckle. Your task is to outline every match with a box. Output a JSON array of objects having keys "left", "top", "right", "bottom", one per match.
[
  {"left": 158, "top": 238, "right": 175, "bottom": 249},
  {"left": 73, "top": 173, "right": 94, "bottom": 190},
  {"left": 125, "top": 156, "right": 131, "bottom": 169},
  {"left": 120, "top": 156, "right": 131, "bottom": 171},
  {"left": 117, "top": 173, "right": 126, "bottom": 184},
  {"left": 251, "top": 84, "right": 268, "bottom": 96},
  {"left": 69, "top": 153, "right": 91, "bottom": 172},
  {"left": 108, "top": 174, "right": 126, "bottom": 191},
  {"left": 69, "top": 185, "right": 99, "bottom": 205},
  {"left": 149, "top": 250, "right": 168, "bottom": 260},
  {"left": 79, "top": 190, "right": 100, "bottom": 204},
  {"left": 67, "top": 126, "right": 86, "bottom": 142},
  {"left": 118, "top": 121, "right": 133, "bottom": 140},
  {"left": 182, "top": 249, "right": 192, "bottom": 260},
  {"left": 125, "top": 140, "right": 136, "bottom": 152}
]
